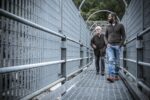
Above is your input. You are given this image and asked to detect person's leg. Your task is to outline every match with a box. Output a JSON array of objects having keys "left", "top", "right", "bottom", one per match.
[
  {"left": 95, "top": 55, "right": 100, "bottom": 74},
  {"left": 114, "top": 46, "right": 121, "bottom": 80},
  {"left": 107, "top": 46, "right": 115, "bottom": 82},
  {"left": 100, "top": 57, "right": 105, "bottom": 75}
]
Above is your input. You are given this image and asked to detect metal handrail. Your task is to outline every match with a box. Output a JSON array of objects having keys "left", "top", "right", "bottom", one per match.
[
  {"left": 138, "top": 26, "right": 150, "bottom": 37},
  {"left": 137, "top": 81, "right": 150, "bottom": 96},
  {"left": 121, "top": 58, "right": 150, "bottom": 96},
  {"left": 67, "top": 37, "right": 81, "bottom": 45},
  {"left": 124, "top": 58, "right": 136, "bottom": 63},
  {"left": 120, "top": 66, "right": 137, "bottom": 81},
  {"left": 0, "top": 9, "right": 92, "bottom": 49},
  {"left": 66, "top": 58, "right": 82, "bottom": 62},
  {"left": 138, "top": 61, "right": 150, "bottom": 67},
  {"left": 66, "top": 62, "right": 92, "bottom": 78},
  {"left": 125, "top": 26, "right": 150, "bottom": 44},
  {"left": 125, "top": 36, "right": 136, "bottom": 44},
  {"left": 123, "top": 58, "right": 150, "bottom": 68},
  {"left": 83, "top": 57, "right": 90, "bottom": 59},
  {"left": 21, "top": 61, "right": 92, "bottom": 100},
  {"left": 0, "top": 9, "right": 65, "bottom": 38},
  {"left": 0, "top": 60, "right": 65, "bottom": 74},
  {"left": 0, "top": 57, "right": 92, "bottom": 74}
]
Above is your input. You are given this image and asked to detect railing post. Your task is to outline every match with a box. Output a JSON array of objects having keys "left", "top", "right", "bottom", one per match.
[
  {"left": 61, "top": 37, "right": 67, "bottom": 81},
  {"left": 136, "top": 36, "right": 144, "bottom": 80},
  {"left": 80, "top": 44, "right": 84, "bottom": 68},
  {"left": 136, "top": 0, "right": 144, "bottom": 81},
  {"left": 60, "top": 0, "right": 67, "bottom": 82},
  {"left": 122, "top": 46, "right": 127, "bottom": 73},
  {"left": 90, "top": 49, "right": 93, "bottom": 62},
  {"left": 87, "top": 48, "right": 89, "bottom": 64}
]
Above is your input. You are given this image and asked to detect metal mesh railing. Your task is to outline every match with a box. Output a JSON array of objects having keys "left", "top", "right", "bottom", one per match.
[
  {"left": 121, "top": 0, "right": 150, "bottom": 97},
  {"left": 0, "top": 0, "right": 93, "bottom": 100}
]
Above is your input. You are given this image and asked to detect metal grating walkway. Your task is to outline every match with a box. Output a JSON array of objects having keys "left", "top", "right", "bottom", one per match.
[{"left": 62, "top": 64, "right": 133, "bottom": 100}]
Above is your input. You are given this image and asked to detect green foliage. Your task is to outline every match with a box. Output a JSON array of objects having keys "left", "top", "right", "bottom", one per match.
[{"left": 73, "top": 0, "right": 126, "bottom": 21}]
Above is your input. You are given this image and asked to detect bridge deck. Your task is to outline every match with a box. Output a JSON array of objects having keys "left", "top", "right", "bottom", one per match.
[{"left": 62, "top": 64, "right": 133, "bottom": 100}]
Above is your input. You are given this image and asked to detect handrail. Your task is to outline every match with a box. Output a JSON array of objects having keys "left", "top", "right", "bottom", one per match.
[
  {"left": 0, "top": 9, "right": 91, "bottom": 49},
  {"left": 138, "top": 26, "right": 150, "bottom": 37},
  {"left": 124, "top": 58, "right": 136, "bottom": 63},
  {"left": 125, "top": 26, "right": 150, "bottom": 45},
  {"left": 125, "top": 36, "right": 136, "bottom": 44},
  {"left": 67, "top": 37, "right": 81, "bottom": 45},
  {"left": 66, "top": 57, "right": 90, "bottom": 62},
  {"left": 121, "top": 58, "right": 150, "bottom": 96},
  {"left": 123, "top": 58, "right": 150, "bottom": 67},
  {"left": 120, "top": 66, "right": 137, "bottom": 81},
  {"left": 21, "top": 61, "right": 92, "bottom": 100},
  {"left": 66, "top": 58, "right": 82, "bottom": 62},
  {"left": 0, "top": 9, "right": 65, "bottom": 38},
  {"left": 138, "top": 61, "right": 150, "bottom": 67},
  {"left": 66, "top": 62, "right": 92, "bottom": 78},
  {"left": 137, "top": 81, "right": 150, "bottom": 96},
  {"left": 0, "top": 60, "right": 65, "bottom": 74},
  {"left": 0, "top": 57, "right": 92, "bottom": 74}
]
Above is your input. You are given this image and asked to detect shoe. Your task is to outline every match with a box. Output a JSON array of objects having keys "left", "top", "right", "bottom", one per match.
[
  {"left": 107, "top": 77, "right": 114, "bottom": 83},
  {"left": 101, "top": 72, "right": 105, "bottom": 76},
  {"left": 114, "top": 76, "right": 120, "bottom": 81},
  {"left": 96, "top": 72, "right": 99, "bottom": 75}
]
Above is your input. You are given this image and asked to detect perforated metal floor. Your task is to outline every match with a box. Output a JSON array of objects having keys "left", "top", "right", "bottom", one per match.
[{"left": 62, "top": 65, "right": 133, "bottom": 100}]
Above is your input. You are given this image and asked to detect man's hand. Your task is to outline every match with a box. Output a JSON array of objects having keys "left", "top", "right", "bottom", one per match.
[
  {"left": 92, "top": 44, "right": 96, "bottom": 49},
  {"left": 107, "top": 44, "right": 111, "bottom": 47}
]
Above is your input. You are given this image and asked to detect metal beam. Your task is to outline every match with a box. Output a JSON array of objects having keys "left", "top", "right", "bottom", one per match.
[
  {"left": 0, "top": 9, "right": 65, "bottom": 38},
  {"left": 79, "top": 0, "right": 86, "bottom": 12},
  {"left": 86, "top": 10, "right": 120, "bottom": 22},
  {"left": 78, "top": 0, "right": 128, "bottom": 12},
  {"left": 123, "top": 0, "right": 128, "bottom": 7},
  {"left": 0, "top": 60, "right": 65, "bottom": 74}
]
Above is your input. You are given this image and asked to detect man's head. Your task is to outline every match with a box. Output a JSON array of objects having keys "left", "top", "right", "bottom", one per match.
[
  {"left": 108, "top": 13, "right": 117, "bottom": 24},
  {"left": 95, "top": 26, "right": 102, "bottom": 35}
]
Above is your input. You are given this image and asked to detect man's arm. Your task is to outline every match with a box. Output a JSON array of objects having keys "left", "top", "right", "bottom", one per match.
[
  {"left": 120, "top": 24, "right": 126, "bottom": 46},
  {"left": 104, "top": 28, "right": 108, "bottom": 45},
  {"left": 91, "top": 36, "right": 96, "bottom": 49}
]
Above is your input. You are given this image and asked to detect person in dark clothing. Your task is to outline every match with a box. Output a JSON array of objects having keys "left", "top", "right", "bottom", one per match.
[
  {"left": 105, "top": 13, "right": 126, "bottom": 82},
  {"left": 91, "top": 26, "right": 106, "bottom": 75}
]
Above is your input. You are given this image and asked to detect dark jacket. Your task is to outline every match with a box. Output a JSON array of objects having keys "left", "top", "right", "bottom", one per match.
[
  {"left": 91, "top": 34, "right": 106, "bottom": 56},
  {"left": 105, "top": 22, "right": 126, "bottom": 46}
]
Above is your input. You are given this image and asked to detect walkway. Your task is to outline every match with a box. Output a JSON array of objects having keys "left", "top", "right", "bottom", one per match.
[{"left": 62, "top": 63, "right": 133, "bottom": 100}]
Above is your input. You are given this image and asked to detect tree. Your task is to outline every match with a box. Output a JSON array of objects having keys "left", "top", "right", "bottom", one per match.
[{"left": 73, "top": 0, "right": 126, "bottom": 21}]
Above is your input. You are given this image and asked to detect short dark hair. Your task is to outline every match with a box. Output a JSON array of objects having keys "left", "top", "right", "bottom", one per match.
[
  {"left": 110, "top": 12, "right": 117, "bottom": 19},
  {"left": 109, "top": 12, "right": 118, "bottom": 21}
]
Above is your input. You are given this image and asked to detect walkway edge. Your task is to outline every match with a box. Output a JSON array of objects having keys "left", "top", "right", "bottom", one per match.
[{"left": 119, "top": 72, "right": 149, "bottom": 100}]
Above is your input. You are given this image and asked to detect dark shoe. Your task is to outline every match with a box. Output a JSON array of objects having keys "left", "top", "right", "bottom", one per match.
[
  {"left": 101, "top": 72, "right": 105, "bottom": 76},
  {"left": 101, "top": 73, "right": 104, "bottom": 76},
  {"left": 114, "top": 76, "right": 120, "bottom": 81},
  {"left": 107, "top": 77, "right": 114, "bottom": 83}
]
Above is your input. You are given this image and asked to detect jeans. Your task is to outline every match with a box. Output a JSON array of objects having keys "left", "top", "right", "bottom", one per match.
[{"left": 107, "top": 44, "right": 120, "bottom": 76}]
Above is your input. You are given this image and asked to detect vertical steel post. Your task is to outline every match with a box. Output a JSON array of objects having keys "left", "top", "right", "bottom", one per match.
[
  {"left": 123, "top": 46, "right": 127, "bottom": 73},
  {"left": 80, "top": 44, "right": 83, "bottom": 68},
  {"left": 136, "top": 37, "right": 144, "bottom": 81},
  {"left": 123, "top": 6, "right": 127, "bottom": 72},
  {"left": 60, "top": 0, "right": 67, "bottom": 82},
  {"left": 136, "top": 0, "right": 144, "bottom": 81},
  {"left": 61, "top": 37, "right": 67, "bottom": 81},
  {"left": 79, "top": 1, "right": 83, "bottom": 69}
]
